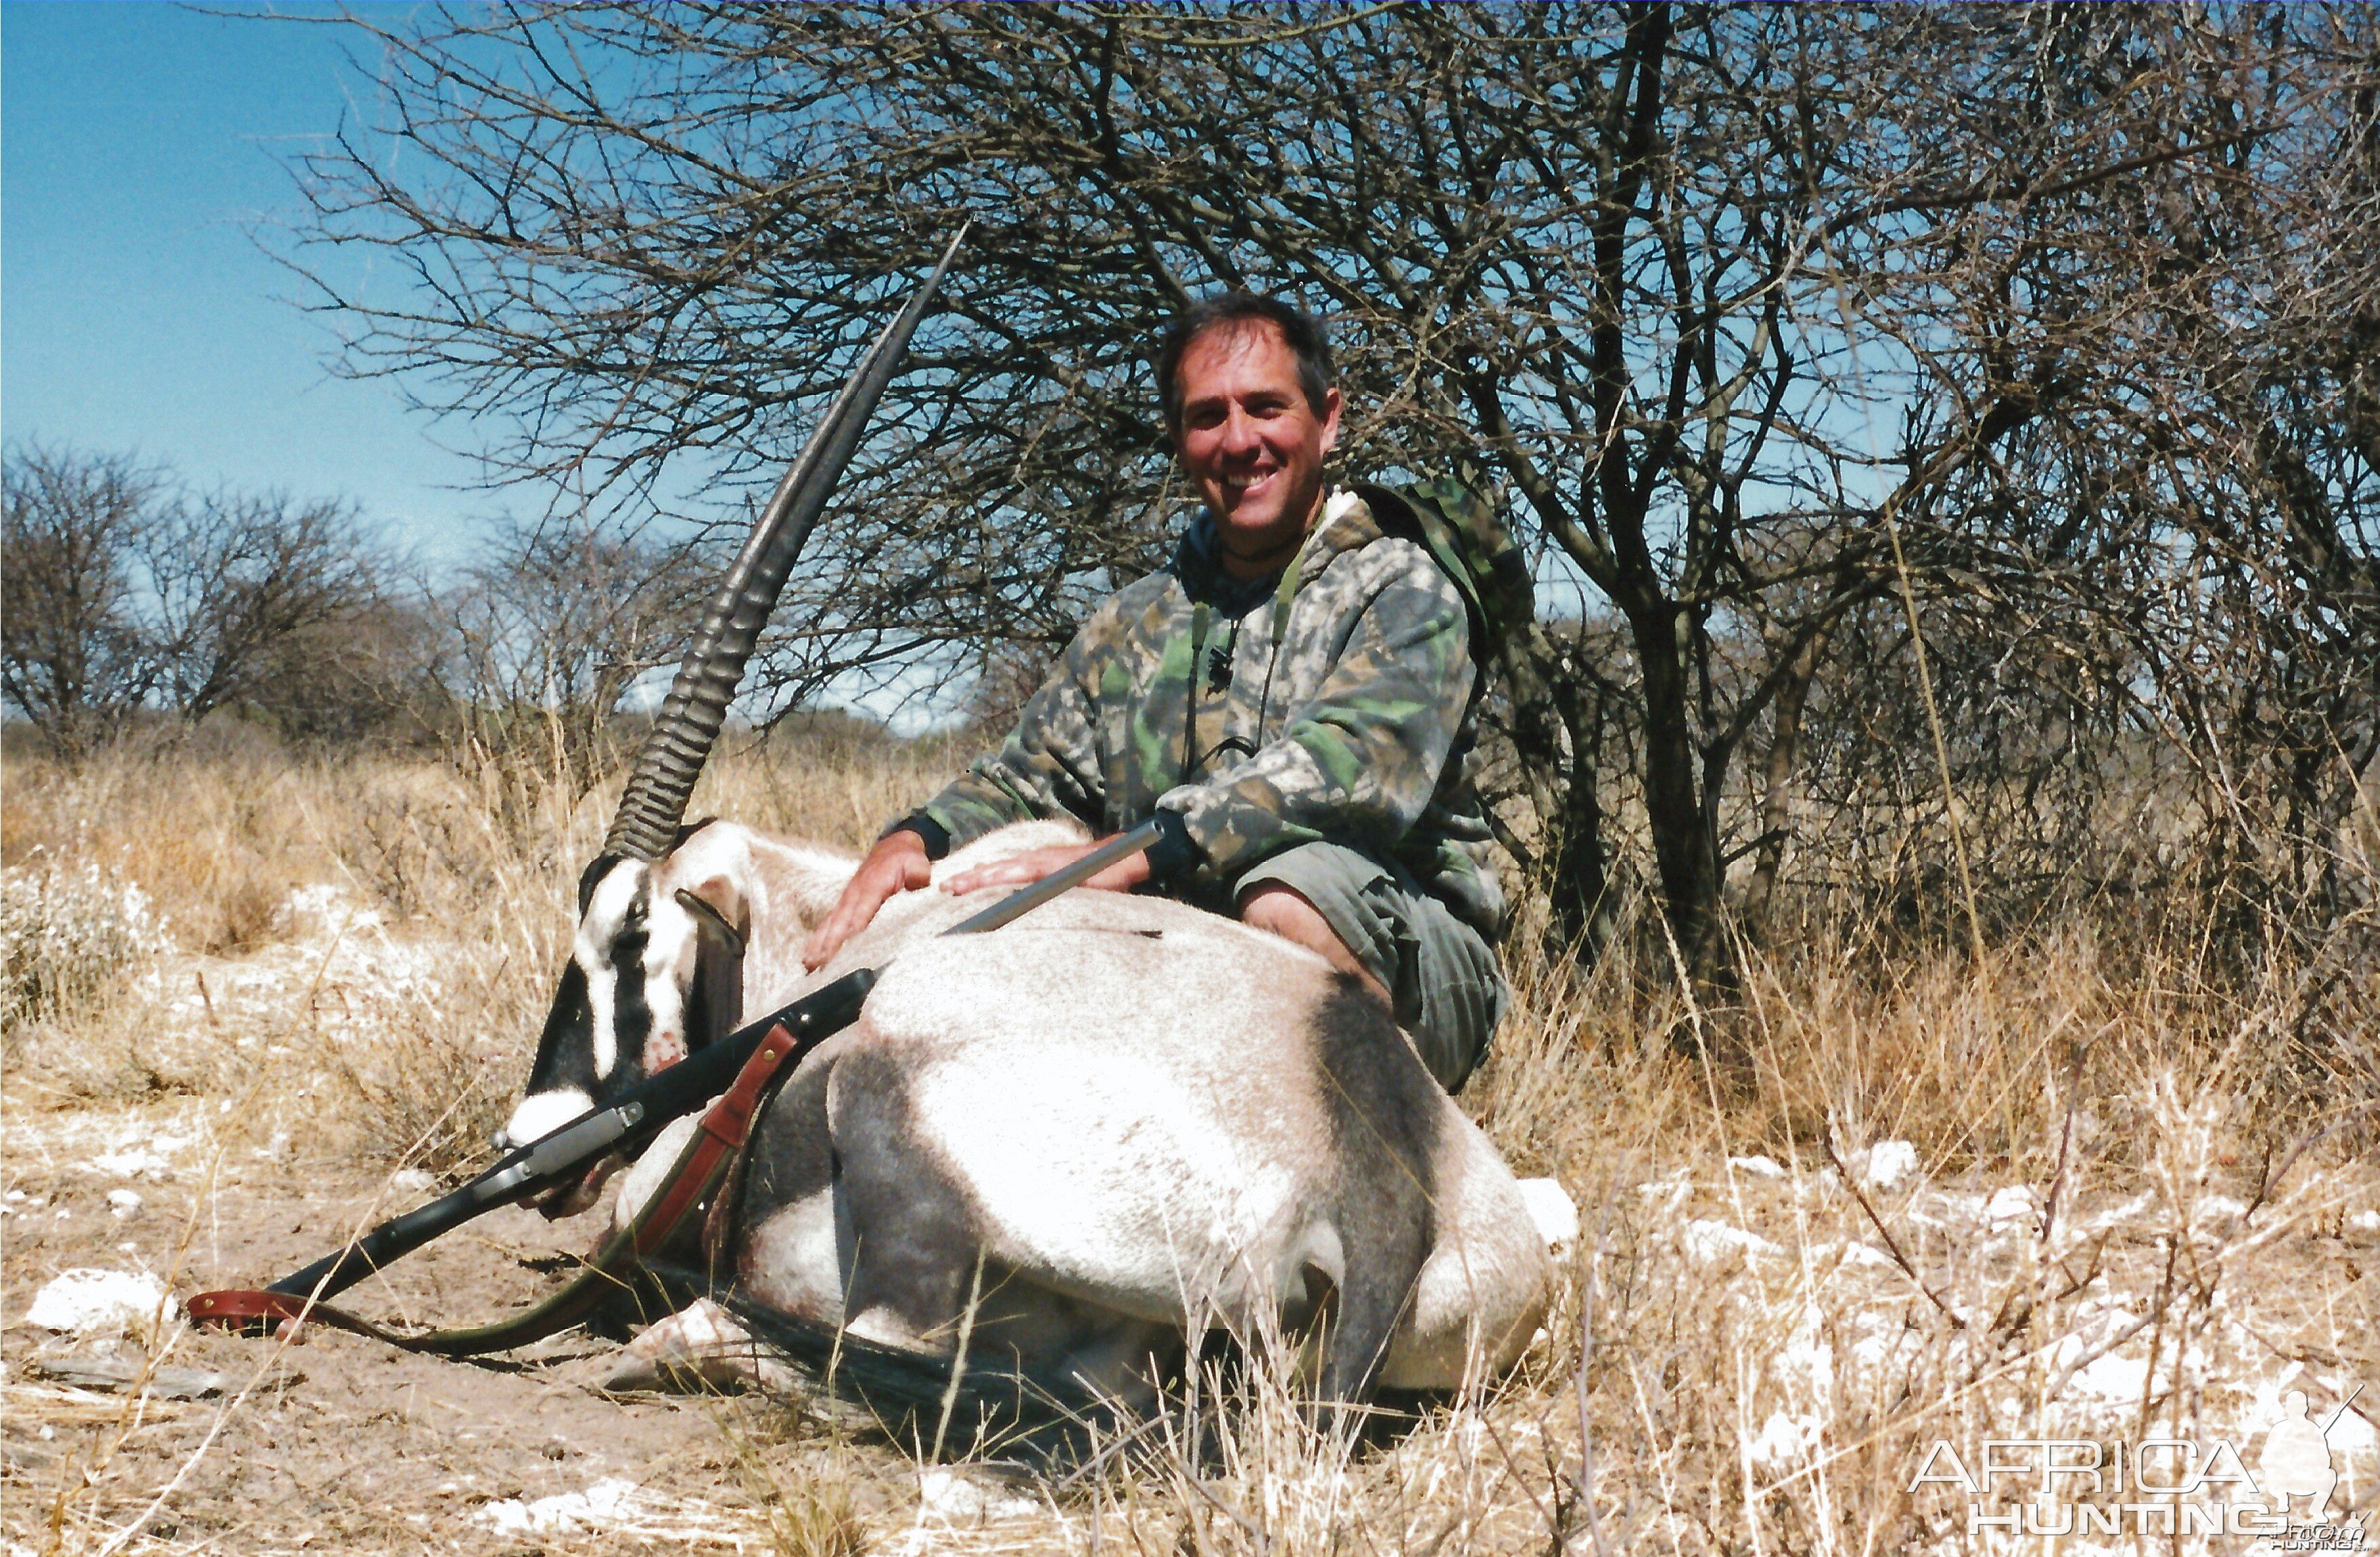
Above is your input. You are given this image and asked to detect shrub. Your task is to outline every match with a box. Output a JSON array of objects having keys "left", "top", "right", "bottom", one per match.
[{"left": 0, "top": 860, "right": 167, "bottom": 1037}]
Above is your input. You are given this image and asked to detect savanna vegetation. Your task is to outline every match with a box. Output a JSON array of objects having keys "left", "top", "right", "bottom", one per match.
[{"left": 3, "top": 3, "right": 2373, "bottom": 1554}]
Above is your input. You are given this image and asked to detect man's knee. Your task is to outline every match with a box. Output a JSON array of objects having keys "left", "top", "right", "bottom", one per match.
[{"left": 1238, "top": 884, "right": 1389, "bottom": 1002}]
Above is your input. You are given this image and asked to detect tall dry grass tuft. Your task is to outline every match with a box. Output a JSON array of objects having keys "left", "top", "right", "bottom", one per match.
[{"left": 1420, "top": 898, "right": 2377, "bottom": 1552}]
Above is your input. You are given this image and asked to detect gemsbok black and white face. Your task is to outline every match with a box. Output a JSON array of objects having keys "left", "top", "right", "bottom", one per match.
[
  {"left": 498, "top": 829, "right": 747, "bottom": 1152},
  {"left": 491, "top": 240, "right": 960, "bottom": 1159}
]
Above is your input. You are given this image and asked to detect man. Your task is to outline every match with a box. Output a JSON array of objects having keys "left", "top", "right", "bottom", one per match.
[{"left": 802, "top": 293, "right": 1506, "bottom": 1090}]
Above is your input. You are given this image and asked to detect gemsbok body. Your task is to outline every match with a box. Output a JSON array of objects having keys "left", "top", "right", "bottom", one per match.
[{"left": 504, "top": 817, "right": 1556, "bottom": 1409}]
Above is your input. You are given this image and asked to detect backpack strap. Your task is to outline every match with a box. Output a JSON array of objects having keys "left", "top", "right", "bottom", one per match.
[{"left": 1351, "top": 476, "right": 1533, "bottom": 694}]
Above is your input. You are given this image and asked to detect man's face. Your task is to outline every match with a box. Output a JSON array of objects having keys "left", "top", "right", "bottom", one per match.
[{"left": 1173, "top": 320, "right": 1342, "bottom": 574}]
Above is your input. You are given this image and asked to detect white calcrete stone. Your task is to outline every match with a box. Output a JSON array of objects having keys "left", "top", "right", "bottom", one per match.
[
  {"left": 918, "top": 1468, "right": 1041, "bottom": 1522},
  {"left": 476, "top": 1478, "right": 641, "bottom": 1536},
  {"left": 87, "top": 1144, "right": 173, "bottom": 1180},
  {"left": 1983, "top": 1185, "right": 2040, "bottom": 1231},
  {"left": 26, "top": 1269, "right": 173, "bottom": 1336},
  {"left": 1515, "top": 1177, "right": 1581, "bottom": 1251},
  {"left": 1681, "top": 1220, "right": 1784, "bottom": 1263},
  {"left": 1863, "top": 1140, "right": 1920, "bottom": 1190},
  {"left": 1748, "top": 1410, "right": 1825, "bottom": 1470}
]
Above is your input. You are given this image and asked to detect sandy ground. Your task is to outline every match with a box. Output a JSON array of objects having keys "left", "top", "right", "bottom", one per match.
[
  {"left": 9, "top": 1097, "right": 2378, "bottom": 1555},
  {"left": 0, "top": 884, "right": 1080, "bottom": 1556},
  {"left": 0, "top": 1103, "right": 1061, "bottom": 1556}
]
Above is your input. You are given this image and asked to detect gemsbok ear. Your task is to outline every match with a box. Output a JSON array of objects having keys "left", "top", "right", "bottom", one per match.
[{"left": 675, "top": 883, "right": 747, "bottom": 954}]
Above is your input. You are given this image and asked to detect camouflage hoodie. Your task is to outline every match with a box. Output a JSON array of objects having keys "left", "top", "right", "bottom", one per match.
[{"left": 911, "top": 489, "right": 1503, "bottom": 936}]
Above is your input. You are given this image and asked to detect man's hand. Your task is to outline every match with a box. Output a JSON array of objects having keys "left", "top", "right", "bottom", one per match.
[
  {"left": 803, "top": 829, "right": 934, "bottom": 969},
  {"left": 939, "top": 838, "right": 1152, "bottom": 899}
]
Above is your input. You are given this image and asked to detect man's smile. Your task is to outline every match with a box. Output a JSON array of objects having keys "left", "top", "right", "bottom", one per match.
[{"left": 1220, "top": 468, "right": 1283, "bottom": 504}]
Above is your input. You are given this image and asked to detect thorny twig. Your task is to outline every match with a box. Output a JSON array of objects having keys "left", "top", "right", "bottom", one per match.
[
  {"left": 2242, "top": 1100, "right": 2380, "bottom": 1224},
  {"left": 1820, "top": 1136, "right": 1965, "bottom": 1330}
]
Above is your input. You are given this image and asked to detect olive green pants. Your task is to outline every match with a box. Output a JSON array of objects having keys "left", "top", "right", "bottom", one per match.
[{"left": 1230, "top": 841, "right": 1507, "bottom": 1093}]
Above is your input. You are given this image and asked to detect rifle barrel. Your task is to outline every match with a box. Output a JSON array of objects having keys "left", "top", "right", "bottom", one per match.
[{"left": 945, "top": 819, "right": 1165, "bottom": 937}]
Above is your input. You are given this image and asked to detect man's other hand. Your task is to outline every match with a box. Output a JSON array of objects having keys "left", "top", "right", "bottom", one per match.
[
  {"left": 939, "top": 838, "right": 1152, "bottom": 899},
  {"left": 803, "top": 829, "right": 933, "bottom": 969}
]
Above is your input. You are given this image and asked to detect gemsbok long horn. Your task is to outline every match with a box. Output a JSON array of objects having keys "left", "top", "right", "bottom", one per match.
[{"left": 600, "top": 227, "right": 968, "bottom": 863}]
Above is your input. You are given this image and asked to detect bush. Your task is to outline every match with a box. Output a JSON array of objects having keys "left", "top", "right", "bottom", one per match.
[{"left": 0, "top": 860, "right": 168, "bottom": 1038}]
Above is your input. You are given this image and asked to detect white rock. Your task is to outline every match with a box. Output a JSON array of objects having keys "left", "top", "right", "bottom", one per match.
[
  {"left": 1729, "top": 1155, "right": 1788, "bottom": 1180},
  {"left": 26, "top": 1269, "right": 174, "bottom": 1336},
  {"left": 2193, "top": 1194, "right": 2246, "bottom": 1224},
  {"left": 1681, "top": 1219, "right": 1783, "bottom": 1263},
  {"left": 87, "top": 1145, "right": 172, "bottom": 1180},
  {"left": 1769, "top": 1330, "right": 1834, "bottom": 1400},
  {"left": 389, "top": 1168, "right": 434, "bottom": 1194},
  {"left": 1515, "top": 1177, "right": 1580, "bottom": 1250},
  {"left": 918, "top": 1468, "right": 1040, "bottom": 1522},
  {"left": 1748, "top": 1410, "right": 1824, "bottom": 1471},
  {"left": 279, "top": 884, "right": 383, "bottom": 937},
  {"left": 2067, "top": 1349, "right": 2151, "bottom": 1403},
  {"left": 476, "top": 1478, "right": 640, "bottom": 1536},
  {"left": 2347, "top": 1209, "right": 2379, "bottom": 1234},
  {"left": 106, "top": 1190, "right": 142, "bottom": 1218},
  {"left": 1983, "top": 1186, "right": 2039, "bottom": 1230},
  {"left": 1863, "top": 1140, "right": 1920, "bottom": 1190}
]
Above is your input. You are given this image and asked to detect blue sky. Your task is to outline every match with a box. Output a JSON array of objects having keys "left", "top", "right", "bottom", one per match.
[{"left": 3, "top": 1, "right": 491, "bottom": 564}]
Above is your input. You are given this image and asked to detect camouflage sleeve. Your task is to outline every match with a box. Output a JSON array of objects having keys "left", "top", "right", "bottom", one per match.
[
  {"left": 911, "top": 612, "right": 1113, "bottom": 850},
  {"left": 1158, "top": 548, "right": 1472, "bottom": 884}
]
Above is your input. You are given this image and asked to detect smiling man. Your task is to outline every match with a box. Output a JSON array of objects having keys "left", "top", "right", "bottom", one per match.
[{"left": 803, "top": 293, "right": 1506, "bottom": 1090}]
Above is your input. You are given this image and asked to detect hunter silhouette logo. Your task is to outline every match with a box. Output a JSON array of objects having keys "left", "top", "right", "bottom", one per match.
[
  {"left": 2250, "top": 1385, "right": 2371, "bottom": 1552},
  {"left": 2258, "top": 1389, "right": 2342, "bottom": 1522}
]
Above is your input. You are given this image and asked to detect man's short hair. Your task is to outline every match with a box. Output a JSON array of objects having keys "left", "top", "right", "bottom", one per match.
[{"left": 1153, "top": 292, "right": 1336, "bottom": 438}]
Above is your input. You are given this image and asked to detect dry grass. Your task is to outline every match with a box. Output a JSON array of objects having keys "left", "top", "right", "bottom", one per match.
[{"left": 3, "top": 724, "right": 2374, "bottom": 1554}]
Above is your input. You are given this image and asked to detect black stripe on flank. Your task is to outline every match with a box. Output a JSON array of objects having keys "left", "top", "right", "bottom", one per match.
[{"left": 1306, "top": 974, "right": 1439, "bottom": 1404}]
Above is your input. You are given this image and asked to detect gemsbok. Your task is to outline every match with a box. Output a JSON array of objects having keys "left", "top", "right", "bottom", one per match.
[{"left": 506, "top": 809, "right": 1558, "bottom": 1414}]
